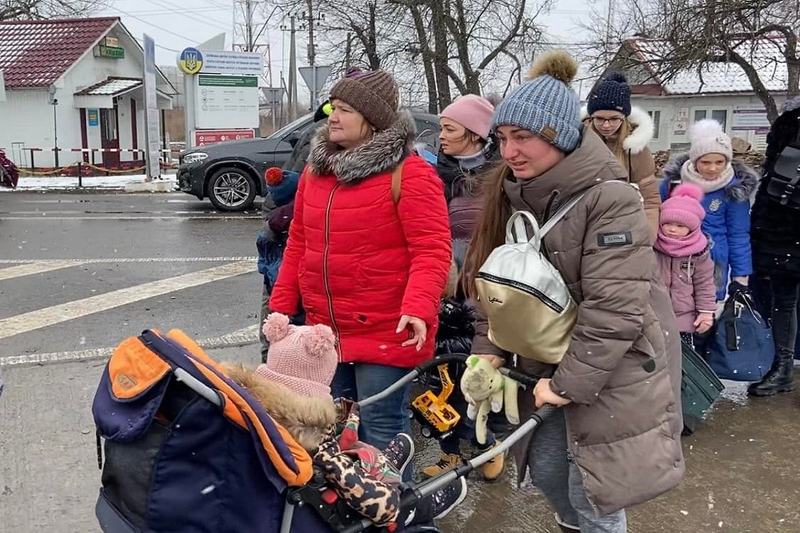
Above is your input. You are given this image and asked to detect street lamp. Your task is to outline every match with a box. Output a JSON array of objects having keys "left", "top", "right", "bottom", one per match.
[{"left": 51, "top": 97, "right": 59, "bottom": 168}]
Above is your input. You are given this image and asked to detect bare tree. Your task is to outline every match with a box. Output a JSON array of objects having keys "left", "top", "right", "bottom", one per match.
[
  {"left": 443, "top": 0, "right": 549, "bottom": 95},
  {"left": 276, "top": 0, "right": 551, "bottom": 112},
  {"left": 0, "top": 0, "right": 108, "bottom": 20},
  {"left": 587, "top": 0, "right": 799, "bottom": 124}
]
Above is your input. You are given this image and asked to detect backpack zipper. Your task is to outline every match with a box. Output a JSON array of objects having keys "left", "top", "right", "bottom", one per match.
[
  {"left": 323, "top": 183, "right": 343, "bottom": 361},
  {"left": 475, "top": 272, "right": 565, "bottom": 313}
]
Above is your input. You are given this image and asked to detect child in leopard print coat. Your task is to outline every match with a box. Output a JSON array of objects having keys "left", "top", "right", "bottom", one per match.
[{"left": 224, "top": 313, "right": 466, "bottom": 528}]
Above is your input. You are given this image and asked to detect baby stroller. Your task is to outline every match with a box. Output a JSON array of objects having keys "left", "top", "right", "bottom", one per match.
[{"left": 92, "top": 330, "right": 551, "bottom": 533}]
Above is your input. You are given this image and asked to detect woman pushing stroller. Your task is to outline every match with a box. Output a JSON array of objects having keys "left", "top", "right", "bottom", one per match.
[{"left": 462, "top": 50, "right": 684, "bottom": 532}]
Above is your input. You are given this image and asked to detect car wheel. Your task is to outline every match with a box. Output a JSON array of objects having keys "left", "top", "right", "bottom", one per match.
[{"left": 207, "top": 167, "right": 257, "bottom": 211}]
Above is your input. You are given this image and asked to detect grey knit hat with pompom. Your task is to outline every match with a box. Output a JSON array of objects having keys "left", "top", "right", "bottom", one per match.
[{"left": 492, "top": 50, "right": 582, "bottom": 152}]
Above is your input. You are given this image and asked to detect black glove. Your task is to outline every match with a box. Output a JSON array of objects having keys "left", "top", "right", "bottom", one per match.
[{"left": 728, "top": 280, "right": 750, "bottom": 296}]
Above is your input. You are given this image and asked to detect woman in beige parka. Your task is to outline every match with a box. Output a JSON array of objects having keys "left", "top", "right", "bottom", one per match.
[{"left": 583, "top": 72, "right": 661, "bottom": 241}]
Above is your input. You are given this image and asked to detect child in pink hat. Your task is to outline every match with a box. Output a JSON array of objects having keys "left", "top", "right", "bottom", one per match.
[
  {"left": 224, "top": 313, "right": 467, "bottom": 527},
  {"left": 654, "top": 184, "right": 717, "bottom": 347}
]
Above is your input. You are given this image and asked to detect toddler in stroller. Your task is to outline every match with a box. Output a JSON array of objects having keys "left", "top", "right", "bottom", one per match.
[{"left": 224, "top": 313, "right": 468, "bottom": 529}]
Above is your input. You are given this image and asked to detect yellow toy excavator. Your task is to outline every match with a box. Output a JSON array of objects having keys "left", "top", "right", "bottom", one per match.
[{"left": 412, "top": 363, "right": 461, "bottom": 439}]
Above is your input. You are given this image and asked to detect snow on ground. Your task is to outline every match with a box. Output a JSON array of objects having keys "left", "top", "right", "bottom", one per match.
[{"left": 0, "top": 173, "right": 177, "bottom": 192}]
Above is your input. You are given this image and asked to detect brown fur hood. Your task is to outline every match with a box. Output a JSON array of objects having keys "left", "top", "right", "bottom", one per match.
[
  {"left": 307, "top": 110, "right": 416, "bottom": 184},
  {"left": 222, "top": 363, "right": 337, "bottom": 452}
]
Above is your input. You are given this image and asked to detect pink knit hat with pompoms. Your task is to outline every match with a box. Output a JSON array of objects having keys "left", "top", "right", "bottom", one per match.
[
  {"left": 255, "top": 313, "right": 338, "bottom": 399},
  {"left": 660, "top": 183, "right": 706, "bottom": 232}
]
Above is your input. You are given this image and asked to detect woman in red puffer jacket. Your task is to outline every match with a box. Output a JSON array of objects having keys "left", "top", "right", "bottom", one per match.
[{"left": 269, "top": 69, "right": 452, "bottom": 454}]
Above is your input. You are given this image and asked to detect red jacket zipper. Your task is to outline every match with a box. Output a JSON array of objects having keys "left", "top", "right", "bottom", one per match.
[{"left": 323, "top": 183, "right": 343, "bottom": 361}]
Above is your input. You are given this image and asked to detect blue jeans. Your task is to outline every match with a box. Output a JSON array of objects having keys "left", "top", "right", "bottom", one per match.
[
  {"left": 528, "top": 409, "right": 627, "bottom": 532},
  {"left": 331, "top": 362, "right": 412, "bottom": 452}
]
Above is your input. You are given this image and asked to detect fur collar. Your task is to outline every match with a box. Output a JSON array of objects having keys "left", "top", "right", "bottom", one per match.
[
  {"left": 623, "top": 107, "right": 654, "bottom": 154},
  {"left": 580, "top": 105, "right": 653, "bottom": 154},
  {"left": 308, "top": 110, "right": 416, "bottom": 184},
  {"left": 660, "top": 153, "right": 759, "bottom": 202},
  {"left": 222, "top": 363, "right": 337, "bottom": 453}
]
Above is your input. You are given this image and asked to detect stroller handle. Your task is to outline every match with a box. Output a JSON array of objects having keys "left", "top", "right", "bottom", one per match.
[
  {"left": 338, "top": 405, "right": 557, "bottom": 533},
  {"left": 357, "top": 353, "right": 539, "bottom": 409}
]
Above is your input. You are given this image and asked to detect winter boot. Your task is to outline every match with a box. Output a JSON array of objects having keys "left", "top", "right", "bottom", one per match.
[
  {"left": 479, "top": 442, "right": 505, "bottom": 482},
  {"left": 422, "top": 452, "right": 461, "bottom": 479},
  {"left": 383, "top": 433, "right": 414, "bottom": 478},
  {"left": 748, "top": 351, "right": 795, "bottom": 397}
]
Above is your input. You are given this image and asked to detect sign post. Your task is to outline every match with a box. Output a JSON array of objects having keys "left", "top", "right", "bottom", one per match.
[
  {"left": 143, "top": 34, "right": 161, "bottom": 181},
  {"left": 262, "top": 87, "right": 283, "bottom": 132},
  {"left": 299, "top": 65, "right": 332, "bottom": 111}
]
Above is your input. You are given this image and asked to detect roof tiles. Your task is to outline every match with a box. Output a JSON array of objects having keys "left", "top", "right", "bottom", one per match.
[
  {"left": 0, "top": 17, "right": 118, "bottom": 89},
  {"left": 629, "top": 37, "right": 788, "bottom": 95}
]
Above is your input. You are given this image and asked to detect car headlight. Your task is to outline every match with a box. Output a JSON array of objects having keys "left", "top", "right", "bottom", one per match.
[{"left": 182, "top": 152, "right": 208, "bottom": 165}]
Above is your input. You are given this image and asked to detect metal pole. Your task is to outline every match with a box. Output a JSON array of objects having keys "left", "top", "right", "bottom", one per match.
[
  {"left": 29, "top": 149, "right": 35, "bottom": 172},
  {"left": 311, "top": 65, "right": 317, "bottom": 111},
  {"left": 289, "top": 16, "right": 297, "bottom": 120},
  {"left": 77, "top": 162, "right": 82, "bottom": 188},
  {"left": 53, "top": 102, "right": 59, "bottom": 167},
  {"left": 245, "top": 0, "right": 254, "bottom": 51}
]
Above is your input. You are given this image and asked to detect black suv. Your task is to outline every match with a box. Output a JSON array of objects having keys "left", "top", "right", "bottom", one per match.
[{"left": 178, "top": 111, "right": 440, "bottom": 211}]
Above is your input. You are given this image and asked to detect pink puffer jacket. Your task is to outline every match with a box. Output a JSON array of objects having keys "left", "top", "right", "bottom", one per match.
[{"left": 655, "top": 247, "right": 717, "bottom": 332}]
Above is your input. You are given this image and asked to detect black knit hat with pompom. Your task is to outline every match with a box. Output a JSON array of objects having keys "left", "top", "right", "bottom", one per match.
[{"left": 587, "top": 71, "right": 631, "bottom": 117}]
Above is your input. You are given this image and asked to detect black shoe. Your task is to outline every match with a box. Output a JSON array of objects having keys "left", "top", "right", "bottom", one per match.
[
  {"left": 383, "top": 433, "right": 414, "bottom": 478},
  {"left": 430, "top": 477, "right": 467, "bottom": 519},
  {"left": 748, "top": 353, "right": 795, "bottom": 397}
]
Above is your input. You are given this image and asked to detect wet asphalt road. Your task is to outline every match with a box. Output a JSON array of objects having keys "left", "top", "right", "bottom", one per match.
[{"left": 1, "top": 191, "right": 798, "bottom": 533}]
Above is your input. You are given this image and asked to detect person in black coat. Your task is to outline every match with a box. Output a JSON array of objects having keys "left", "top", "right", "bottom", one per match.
[{"left": 748, "top": 96, "right": 800, "bottom": 396}]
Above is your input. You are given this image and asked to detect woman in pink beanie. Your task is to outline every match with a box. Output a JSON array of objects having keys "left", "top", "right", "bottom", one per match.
[
  {"left": 429, "top": 94, "right": 507, "bottom": 482},
  {"left": 437, "top": 94, "right": 497, "bottom": 241},
  {"left": 655, "top": 184, "right": 717, "bottom": 349}
]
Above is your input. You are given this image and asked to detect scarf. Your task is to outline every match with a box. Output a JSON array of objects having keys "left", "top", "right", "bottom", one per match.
[
  {"left": 654, "top": 229, "right": 708, "bottom": 258},
  {"left": 454, "top": 150, "right": 487, "bottom": 173},
  {"left": 680, "top": 159, "right": 734, "bottom": 194}
]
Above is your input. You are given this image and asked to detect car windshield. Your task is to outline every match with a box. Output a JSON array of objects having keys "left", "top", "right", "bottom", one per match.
[{"left": 268, "top": 114, "right": 312, "bottom": 140}]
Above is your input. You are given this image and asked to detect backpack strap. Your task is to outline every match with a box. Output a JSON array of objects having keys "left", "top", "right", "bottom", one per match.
[
  {"left": 540, "top": 192, "right": 588, "bottom": 237},
  {"left": 391, "top": 161, "right": 404, "bottom": 204},
  {"left": 540, "top": 180, "right": 632, "bottom": 237}
]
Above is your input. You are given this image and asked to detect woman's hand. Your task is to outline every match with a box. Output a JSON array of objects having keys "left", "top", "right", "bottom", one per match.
[
  {"left": 397, "top": 315, "right": 427, "bottom": 351},
  {"left": 533, "top": 378, "right": 571, "bottom": 408},
  {"left": 693, "top": 312, "right": 714, "bottom": 334},
  {"left": 732, "top": 276, "right": 749, "bottom": 286},
  {"left": 474, "top": 354, "right": 506, "bottom": 369}
]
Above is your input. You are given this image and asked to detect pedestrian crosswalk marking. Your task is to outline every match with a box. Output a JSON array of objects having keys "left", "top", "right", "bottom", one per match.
[
  {"left": 0, "top": 324, "right": 260, "bottom": 368},
  {"left": 0, "top": 261, "right": 255, "bottom": 341},
  {"left": 0, "top": 260, "right": 85, "bottom": 281}
]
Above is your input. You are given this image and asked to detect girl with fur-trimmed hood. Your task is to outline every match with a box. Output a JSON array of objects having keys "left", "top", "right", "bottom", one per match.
[
  {"left": 583, "top": 72, "right": 661, "bottom": 240},
  {"left": 224, "top": 313, "right": 467, "bottom": 528},
  {"left": 660, "top": 119, "right": 759, "bottom": 301},
  {"left": 268, "top": 70, "right": 452, "bottom": 456}
]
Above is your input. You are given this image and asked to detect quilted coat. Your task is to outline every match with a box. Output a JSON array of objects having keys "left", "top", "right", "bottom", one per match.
[
  {"left": 269, "top": 111, "right": 452, "bottom": 368},
  {"left": 472, "top": 126, "right": 684, "bottom": 516}
]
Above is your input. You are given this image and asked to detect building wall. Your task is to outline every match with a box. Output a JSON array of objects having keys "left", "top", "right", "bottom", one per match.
[
  {"left": 0, "top": 88, "right": 83, "bottom": 168},
  {"left": 632, "top": 93, "right": 787, "bottom": 153}
]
